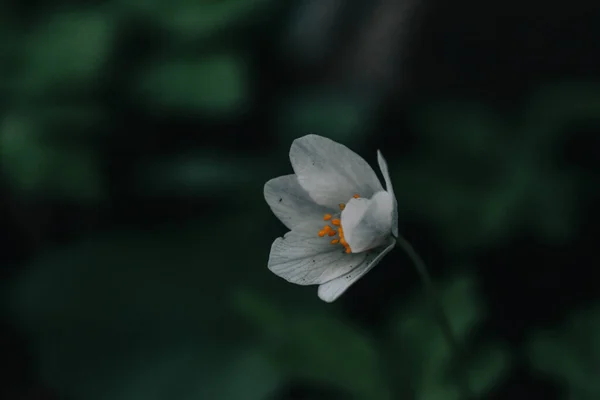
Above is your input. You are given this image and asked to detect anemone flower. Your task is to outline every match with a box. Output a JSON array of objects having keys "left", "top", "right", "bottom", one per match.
[{"left": 264, "top": 134, "right": 397, "bottom": 302}]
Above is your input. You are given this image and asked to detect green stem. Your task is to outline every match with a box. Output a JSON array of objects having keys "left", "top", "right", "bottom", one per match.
[{"left": 395, "top": 235, "right": 474, "bottom": 400}]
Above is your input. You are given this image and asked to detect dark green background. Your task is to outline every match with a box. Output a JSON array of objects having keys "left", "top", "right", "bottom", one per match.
[{"left": 1, "top": 0, "right": 599, "bottom": 399}]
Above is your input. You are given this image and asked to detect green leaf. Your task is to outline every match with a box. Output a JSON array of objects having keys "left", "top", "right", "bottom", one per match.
[
  {"left": 0, "top": 114, "right": 103, "bottom": 201},
  {"left": 414, "top": 344, "right": 510, "bottom": 400},
  {"left": 8, "top": 226, "right": 279, "bottom": 400},
  {"left": 415, "top": 386, "right": 460, "bottom": 400},
  {"left": 0, "top": 116, "right": 49, "bottom": 192},
  {"left": 233, "top": 290, "right": 391, "bottom": 400},
  {"left": 438, "top": 276, "right": 483, "bottom": 337},
  {"left": 162, "top": 0, "right": 276, "bottom": 41},
  {"left": 103, "top": 346, "right": 280, "bottom": 400},
  {"left": 282, "top": 315, "right": 390, "bottom": 400},
  {"left": 467, "top": 344, "right": 510, "bottom": 395},
  {"left": 391, "top": 276, "right": 510, "bottom": 399},
  {"left": 394, "top": 276, "right": 481, "bottom": 384},
  {"left": 32, "top": 326, "right": 280, "bottom": 400},
  {"left": 527, "top": 306, "right": 600, "bottom": 399},
  {"left": 17, "top": 10, "right": 115, "bottom": 98},
  {"left": 277, "top": 90, "right": 379, "bottom": 147},
  {"left": 116, "top": 0, "right": 277, "bottom": 40},
  {"left": 395, "top": 96, "right": 579, "bottom": 250},
  {"left": 134, "top": 54, "right": 247, "bottom": 115},
  {"left": 8, "top": 227, "right": 249, "bottom": 330}
]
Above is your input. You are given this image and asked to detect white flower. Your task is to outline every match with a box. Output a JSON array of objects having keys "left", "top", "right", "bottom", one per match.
[{"left": 264, "top": 134, "right": 398, "bottom": 302}]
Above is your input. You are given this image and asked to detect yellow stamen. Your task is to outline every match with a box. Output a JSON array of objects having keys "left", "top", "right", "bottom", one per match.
[
  {"left": 318, "top": 211, "right": 352, "bottom": 253},
  {"left": 353, "top": 194, "right": 360, "bottom": 199},
  {"left": 338, "top": 225, "right": 351, "bottom": 253},
  {"left": 339, "top": 203, "right": 345, "bottom": 210}
]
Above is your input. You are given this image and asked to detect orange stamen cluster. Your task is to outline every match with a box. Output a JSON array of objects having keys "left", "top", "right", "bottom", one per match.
[{"left": 317, "top": 194, "right": 360, "bottom": 254}]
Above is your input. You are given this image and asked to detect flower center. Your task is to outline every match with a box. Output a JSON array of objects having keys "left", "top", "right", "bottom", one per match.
[{"left": 317, "top": 194, "right": 360, "bottom": 254}]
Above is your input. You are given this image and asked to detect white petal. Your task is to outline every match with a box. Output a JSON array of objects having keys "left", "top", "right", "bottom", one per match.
[
  {"left": 289, "top": 134, "right": 383, "bottom": 208},
  {"left": 377, "top": 150, "right": 398, "bottom": 237},
  {"left": 341, "top": 191, "right": 394, "bottom": 253},
  {"left": 268, "top": 229, "right": 366, "bottom": 285},
  {"left": 318, "top": 238, "right": 396, "bottom": 302},
  {"left": 264, "top": 174, "right": 332, "bottom": 230}
]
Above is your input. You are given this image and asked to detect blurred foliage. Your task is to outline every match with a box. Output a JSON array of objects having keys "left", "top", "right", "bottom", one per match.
[
  {"left": 0, "top": 114, "right": 103, "bottom": 201},
  {"left": 390, "top": 276, "right": 511, "bottom": 399},
  {"left": 114, "top": 0, "right": 277, "bottom": 42},
  {"left": 234, "top": 289, "right": 392, "bottom": 400},
  {"left": 7, "top": 224, "right": 281, "bottom": 400},
  {"left": 1, "top": 0, "right": 598, "bottom": 399},
  {"left": 133, "top": 54, "right": 249, "bottom": 115},
  {"left": 527, "top": 305, "right": 600, "bottom": 400},
  {"left": 396, "top": 82, "right": 600, "bottom": 251},
  {"left": 135, "top": 152, "right": 265, "bottom": 195},
  {"left": 15, "top": 9, "right": 116, "bottom": 99},
  {"left": 277, "top": 88, "right": 379, "bottom": 148},
  {"left": 8, "top": 227, "right": 512, "bottom": 400}
]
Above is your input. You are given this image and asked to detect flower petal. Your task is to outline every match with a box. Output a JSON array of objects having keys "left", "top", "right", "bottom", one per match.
[
  {"left": 268, "top": 229, "right": 366, "bottom": 285},
  {"left": 377, "top": 150, "right": 398, "bottom": 237},
  {"left": 318, "top": 238, "right": 396, "bottom": 302},
  {"left": 341, "top": 191, "right": 394, "bottom": 253},
  {"left": 264, "top": 174, "right": 332, "bottom": 230},
  {"left": 289, "top": 134, "right": 383, "bottom": 208}
]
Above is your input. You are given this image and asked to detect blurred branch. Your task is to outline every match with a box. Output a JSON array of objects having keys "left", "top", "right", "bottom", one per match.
[{"left": 341, "top": 0, "right": 420, "bottom": 89}]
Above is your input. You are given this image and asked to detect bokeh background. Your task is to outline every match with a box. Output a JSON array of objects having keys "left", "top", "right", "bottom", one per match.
[{"left": 1, "top": 0, "right": 599, "bottom": 399}]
